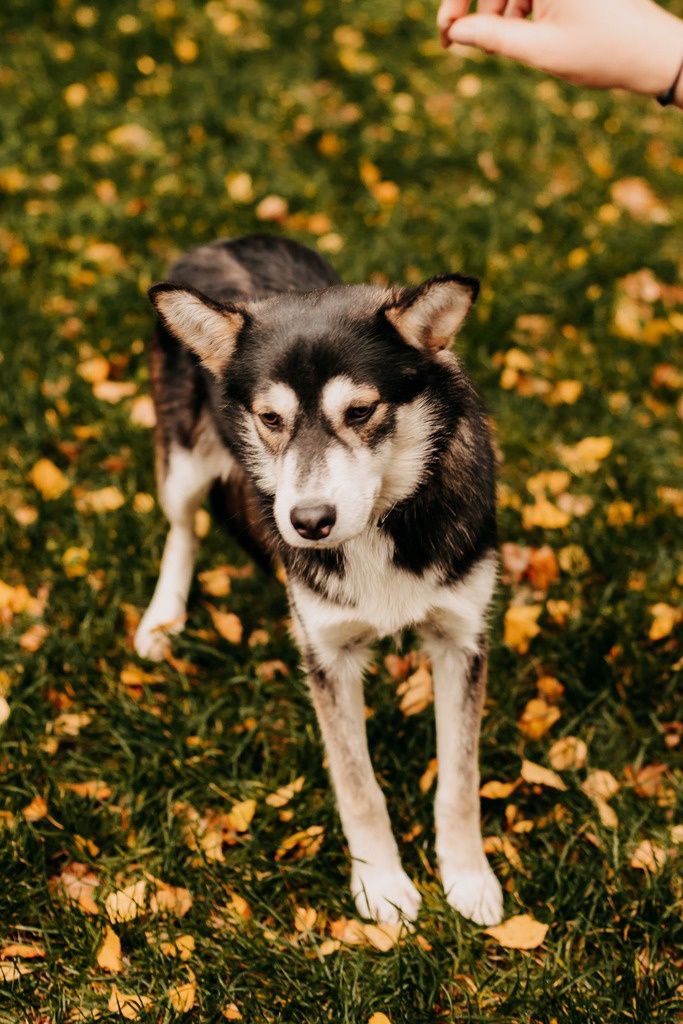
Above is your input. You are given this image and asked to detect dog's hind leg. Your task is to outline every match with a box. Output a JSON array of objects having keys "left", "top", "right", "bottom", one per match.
[
  {"left": 420, "top": 563, "right": 503, "bottom": 926},
  {"left": 292, "top": 608, "right": 421, "bottom": 924},
  {"left": 135, "top": 431, "right": 233, "bottom": 660}
]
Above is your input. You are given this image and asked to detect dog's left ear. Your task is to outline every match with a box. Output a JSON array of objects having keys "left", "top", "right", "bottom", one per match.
[
  {"left": 385, "top": 273, "right": 479, "bottom": 354},
  {"left": 149, "top": 282, "right": 245, "bottom": 377}
]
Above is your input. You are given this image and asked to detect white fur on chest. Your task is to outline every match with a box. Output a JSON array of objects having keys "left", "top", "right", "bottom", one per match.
[{"left": 291, "top": 530, "right": 497, "bottom": 650}]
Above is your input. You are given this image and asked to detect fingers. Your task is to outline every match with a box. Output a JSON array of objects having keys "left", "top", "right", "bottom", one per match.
[
  {"left": 447, "top": 13, "right": 550, "bottom": 64},
  {"left": 437, "top": 0, "right": 471, "bottom": 46}
]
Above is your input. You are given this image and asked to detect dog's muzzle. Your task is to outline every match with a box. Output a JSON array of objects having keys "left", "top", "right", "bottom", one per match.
[{"left": 290, "top": 503, "right": 337, "bottom": 541}]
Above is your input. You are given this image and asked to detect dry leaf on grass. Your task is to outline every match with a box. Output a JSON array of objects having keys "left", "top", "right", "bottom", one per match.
[
  {"left": 75, "top": 486, "right": 125, "bottom": 514},
  {"left": 51, "top": 862, "right": 100, "bottom": 914},
  {"left": 105, "top": 880, "right": 147, "bottom": 923},
  {"left": 265, "top": 776, "right": 305, "bottom": 808},
  {"left": 582, "top": 770, "right": 619, "bottom": 802},
  {"left": 0, "top": 962, "right": 37, "bottom": 982},
  {"left": 275, "top": 825, "right": 325, "bottom": 861},
  {"left": 522, "top": 499, "right": 571, "bottom": 530},
  {"left": 526, "top": 546, "right": 559, "bottom": 590},
  {"left": 92, "top": 380, "right": 137, "bottom": 403},
  {"left": 77, "top": 355, "right": 110, "bottom": 383},
  {"left": 396, "top": 661, "right": 433, "bottom": 716},
  {"left": 294, "top": 906, "right": 318, "bottom": 932},
  {"left": 222, "top": 1005, "right": 243, "bottom": 1021},
  {"left": 484, "top": 913, "right": 548, "bottom": 950},
  {"left": 96, "top": 926, "right": 122, "bottom": 973},
  {"left": 19, "top": 621, "right": 49, "bottom": 652},
  {"left": 198, "top": 567, "right": 232, "bottom": 597},
  {"left": 368, "top": 1015, "right": 392, "bottom": 1024},
  {"left": 480, "top": 779, "right": 519, "bottom": 799},
  {"left": 648, "top": 603, "right": 681, "bottom": 641},
  {"left": 536, "top": 675, "right": 564, "bottom": 703},
  {"left": 419, "top": 758, "right": 438, "bottom": 794},
  {"left": 22, "top": 795, "right": 48, "bottom": 821},
  {"left": 504, "top": 604, "right": 542, "bottom": 654},
  {"left": 63, "top": 780, "right": 112, "bottom": 801},
  {"left": 518, "top": 698, "right": 561, "bottom": 739},
  {"left": 29, "top": 459, "right": 70, "bottom": 500},
  {"left": 521, "top": 759, "right": 566, "bottom": 791},
  {"left": 483, "top": 834, "right": 523, "bottom": 870},
  {"left": 548, "top": 736, "right": 587, "bottom": 771},
  {"left": 630, "top": 840, "right": 669, "bottom": 873},
  {"left": 205, "top": 603, "right": 243, "bottom": 644},
  {"left": 225, "top": 798, "right": 256, "bottom": 833},
  {"left": 108, "top": 985, "right": 152, "bottom": 1020},
  {"left": 0, "top": 944, "right": 45, "bottom": 959},
  {"left": 558, "top": 436, "right": 613, "bottom": 474},
  {"left": 129, "top": 394, "right": 156, "bottom": 428},
  {"left": 168, "top": 970, "right": 196, "bottom": 1012}
]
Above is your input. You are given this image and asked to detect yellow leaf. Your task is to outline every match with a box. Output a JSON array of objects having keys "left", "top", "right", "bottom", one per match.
[
  {"left": 548, "top": 380, "right": 582, "bottom": 405},
  {"left": 558, "top": 436, "right": 613, "bottom": 474},
  {"left": 484, "top": 913, "right": 548, "bottom": 950},
  {"left": 368, "top": 1014, "right": 392, "bottom": 1024},
  {"left": 225, "top": 798, "right": 256, "bottom": 833},
  {"left": 108, "top": 985, "right": 153, "bottom": 1020},
  {"left": 92, "top": 380, "right": 137, "bottom": 403},
  {"left": 522, "top": 498, "right": 571, "bottom": 530},
  {"left": 105, "top": 880, "right": 147, "bottom": 923},
  {"left": 77, "top": 355, "right": 110, "bottom": 383},
  {"left": 120, "top": 665, "right": 164, "bottom": 687},
  {"left": 480, "top": 779, "right": 518, "bottom": 800},
  {"left": 96, "top": 926, "right": 122, "bottom": 973},
  {"left": 62, "top": 546, "right": 89, "bottom": 578},
  {"left": 64, "top": 780, "right": 112, "bottom": 801},
  {"left": 582, "top": 770, "right": 619, "bottom": 802},
  {"left": 318, "top": 939, "right": 341, "bottom": 957},
  {"left": 265, "top": 775, "right": 305, "bottom": 808},
  {"left": 275, "top": 825, "right": 325, "bottom": 861},
  {"left": 611, "top": 177, "right": 670, "bottom": 224},
  {"left": 483, "top": 834, "right": 523, "bottom": 871},
  {"left": 595, "top": 798, "right": 618, "bottom": 829},
  {"left": 503, "top": 604, "right": 542, "bottom": 654},
  {"left": 255, "top": 195, "right": 288, "bottom": 222},
  {"left": 361, "top": 923, "right": 404, "bottom": 952},
  {"left": 606, "top": 500, "right": 634, "bottom": 526},
  {"left": 19, "top": 622, "right": 49, "bottom": 652},
  {"left": 222, "top": 1005, "right": 243, "bottom": 1021},
  {"left": 648, "top": 603, "right": 681, "bottom": 641},
  {"left": 526, "top": 470, "right": 570, "bottom": 497},
  {"left": 130, "top": 394, "right": 156, "bottom": 428},
  {"left": 29, "top": 459, "right": 70, "bottom": 500},
  {"left": 52, "top": 862, "right": 100, "bottom": 914},
  {"left": 133, "top": 492, "right": 155, "bottom": 514},
  {"left": 22, "top": 795, "right": 48, "bottom": 821},
  {"left": 205, "top": 604, "right": 243, "bottom": 644},
  {"left": 536, "top": 675, "right": 564, "bottom": 703},
  {"left": 149, "top": 881, "right": 193, "bottom": 917},
  {"left": 520, "top": 759, "right": 566, "bottom": 791},
  {"left": 0, "top": 943, "right": 45, "bottom": 959},
  {"left": 518, "top": 698, "right": 561, "bottom": 740},
  {"left": 174, "top": 35, "right": 199, "bottom": 62},
  {"left": 168, "top": 970, "right": 196, "bottom": 1012},
  {"left": 108, "top": 123, "right": 157, "bottom": 154},
  {"left": 75, "top": 486, "right": 125, "bottom": 514},
  {"left": 294, "top": 906, "right": 318, "bottom": 932},
  {"left": 419, "top": 758, "right": 438, "bottom": 794},
  {"left": 630, "top": 840, "right": 669, "bottom": 872},
  {"left": 396, "top": 661, "right": 433, "bottom": 716},
  {"left": 548, "top": 736, "right": 587, "bottom": 771},
  {"left": 0, "top": 962, "right": 36, "bottom": 981},
  {"left": 225, "top": 172, "right": 253, "bottom": 203},
  {"left": 54, "top": 712, "right": 92, "bottom": 736},
  {"left": 198, "top": 567, "right": 232, "bottom": 598},
  {"left": 0, "top": 697, "right": 10, "bottom": 726}
]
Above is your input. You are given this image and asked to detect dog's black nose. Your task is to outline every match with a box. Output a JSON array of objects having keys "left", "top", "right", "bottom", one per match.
[{"left": 290, "top": 503, "right": 337, "bottom": 540}]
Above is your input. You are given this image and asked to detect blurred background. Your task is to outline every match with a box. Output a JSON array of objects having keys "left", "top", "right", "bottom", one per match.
[{"left": 0, "top": 1, "right": 681, "bottom": 1021}]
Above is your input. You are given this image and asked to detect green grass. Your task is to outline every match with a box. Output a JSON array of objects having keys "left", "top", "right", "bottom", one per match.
[{"left": 1, "top": 1, "right": 682, "bottom": 1021}]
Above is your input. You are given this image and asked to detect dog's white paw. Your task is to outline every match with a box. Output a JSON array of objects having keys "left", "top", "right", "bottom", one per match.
[
  {"left": 352, "top": 861, "right": 422, "bottom": 924},
  {"left": 134, "top": 606, "right": 185, "bottom": 661},
  {"left": 442, "top": 861, "right": 503, "bottom": 926}
]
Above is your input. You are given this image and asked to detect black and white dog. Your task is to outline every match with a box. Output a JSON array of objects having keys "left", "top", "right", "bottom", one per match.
[{"left": 135, "top": 234, "right": 502, "bottom": 927}]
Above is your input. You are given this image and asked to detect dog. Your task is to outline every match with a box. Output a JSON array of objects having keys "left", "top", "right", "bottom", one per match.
[{"left": 135, "top": 234, "right": 503, "bottom": 927}]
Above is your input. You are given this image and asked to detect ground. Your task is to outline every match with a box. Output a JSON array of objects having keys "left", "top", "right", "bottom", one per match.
[{"left": 0, "top": 1, "right": 682, "bottom": 1022}]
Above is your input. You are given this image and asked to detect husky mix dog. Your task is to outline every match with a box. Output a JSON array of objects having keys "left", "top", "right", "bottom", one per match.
[{"left": 135, "top": 234, "right": 502, "bottom": 927}]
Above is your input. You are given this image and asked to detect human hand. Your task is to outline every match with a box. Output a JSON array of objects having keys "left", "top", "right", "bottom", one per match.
[{"left": 437, "top": 0, "right": 683, "bottom": 102}]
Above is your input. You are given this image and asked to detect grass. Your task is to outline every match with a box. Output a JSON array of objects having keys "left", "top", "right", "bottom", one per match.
[{"left": 0, "top": 0, "right": 682, "bottom": 1021}]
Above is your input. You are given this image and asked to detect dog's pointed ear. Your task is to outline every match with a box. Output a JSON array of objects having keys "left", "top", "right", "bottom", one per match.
[
  {"left": 385, "top": 273, "right": 479, "bottom": 353},
  {"left": 149, "top": 283, "right": 245, "bottom": 377}
]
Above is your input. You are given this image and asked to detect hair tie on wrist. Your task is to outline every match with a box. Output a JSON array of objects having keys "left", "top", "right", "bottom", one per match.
[{"left": 657, "top": 55, "right": 683, "bottom": 106}]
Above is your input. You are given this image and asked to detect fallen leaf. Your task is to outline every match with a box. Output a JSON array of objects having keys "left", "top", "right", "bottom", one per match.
[
  {"left": 521, "top": 759, "right": 566, "bottom": 791},
  {"left": 108, "top": 985, "right": 153, "bottom": 1020},
  {"left": 630, "top": 840, "right": 669, "bottom": 872},
  {"left": 129, "top": 395, "right": 156, "bottom": 428},
  {"left": 265, "top": 776, "right": 305, "bottom": 808},
  {"left": 522, "top": 498, "right": 571, "bottom": 530},
  {"left": 54, "top": 712, "right": 92, "bottom": 736},
  {"left": 275, "top": 825, "right": 325, "bottom": 861},
  {"left": 63, "top": 780, "right": 112, "bottom": 801},
  {"left": 294, "top": 906, "right": 318, "bottom": 932},
  {"left": 483, "top": 834, "right": 523, "bottom": 870},
  {"left": 120, "top": 665, "right": 165, "bottom": 687},
  {"left": 105, "top": 880, "right": 147, "bottom": 923},
  {"left": 77, "top": 355, "right": 110, "bottom": 383},
  {"left": 19, "top": 622, "right": 49, "bottom": 651},
  {"left": 0, "top": 944, "right": 45, "bottom": 959},
  {"left": 62, "top": 546, "right": 90, "bottom": 578},
  {"left": 0, "top": 697, "right": 10, "bottom": 726},
  {"left": 548, "top": 736, "right": 587, "bottom": 771},
  {"left": 225, "top": 798, "right": 256, "bottom": 832},
  {"left": 500, "top": 542, "right": 530, "bottom": 584},
  {"left": 526, "top": 546, "right": 559, "bottom": 590},
  {"left": 649, "top": 603, "right": 681, "bottom": 641},
  {"left": 360, "top": 923, "right": 404, "bottom": 952},
  {"left": 255, "top": 658, "right": 290, "bottom": 681},
  {"left": 168, "top": 970, "right": 196, "bottom": 1012},
  {"left": 149, "top": 881, "right": 193, "bottom": 918},
  {"left": 480, "top": 779, "right": 519, "bottom": 799},
  {"left": 29, "top": 459, "right": 69, "bottom": 500},
  {"left": 205, "top": 603, "right": 243, "bottom": 644},
  {"left": 92, "top": 380, "right": 137, "bottom": 403},
  {"left": 22, "top": 795, "right": 48, "bottom": 821},
  {"left": 611, "top": 177, "right": 671, "bottom": 224},
  {"left": 222, "top": 1005, "right": 243, "bottom": 1021},
  {"left": 526, "top": 470, "right": 570, "bottom": 497},
  {"left": 558, "top": 436, "right": 613, "bottom": 474},
  {"left": 536, "top": 675, "right": 564, "bottom": 703},
  {"left": 548, "top": 379, "right": 583, "bottom": 405},
  {"left": 96, "top": 926, "right": 122, "bottom": 973},
  {"left": 198, "top": 567, "right": 232, "bottom": 598},
  {"left": 51, "top": 862, "right": 100, "bottom": 914},
  {"left": 419, "top": 758, "right": 438, "bottom": 794},
  {"left": 582, "top": 770, "right": 619, "bottom": 802},
  {"left": 518, "top": 698, "right": 561, "bottom": 740},
  {"left": 256, "top": 194, "right": 288, "bottom": 222},
  {"left": 0, "top": 962, "right": 36, "bottom": 982},
  {"left": 368, "top": 1015, "right": 391, "bottom": 1024},
  {"left": 397, "top": 660, "right": 433, "bottom": 716},
  {"left": 504, "top": 604, "right": 542, "bottom": 654},
  {"left": 484, "top": 913, "right": 548, "bottom": 950},
  {"left": 626, "top": 763, "right": 668, "bottom": 799},
  {"left": 75, "top": 486, "right": 125, "bottom": 514}
]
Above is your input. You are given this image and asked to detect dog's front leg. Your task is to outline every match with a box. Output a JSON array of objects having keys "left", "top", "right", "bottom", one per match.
[
  {"left": 422, "top": 624, "right": 503, "bottom": 926},
  {"left": 295, "top": 613, "right": 421, "bottom": 924}
]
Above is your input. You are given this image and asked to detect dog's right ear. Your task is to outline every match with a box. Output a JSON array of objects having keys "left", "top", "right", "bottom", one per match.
[{"left": 149, "top": 283, "right": 245, "bottom": 378}]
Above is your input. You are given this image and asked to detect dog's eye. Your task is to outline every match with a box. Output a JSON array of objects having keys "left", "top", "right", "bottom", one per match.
[
  {"left": 259, "top": 411, "right": 283, "bottom": 431},
  {"left": 345, "top": 403, "right": 377, "bottom": 427}
]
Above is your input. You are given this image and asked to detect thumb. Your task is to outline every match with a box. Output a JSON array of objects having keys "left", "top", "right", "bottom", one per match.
[{"left": 448, "top": 13, "right": 547, "bottom": 64}]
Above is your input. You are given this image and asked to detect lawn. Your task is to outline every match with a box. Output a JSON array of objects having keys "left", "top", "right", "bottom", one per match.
[{"left": 0, "top": 1, "right": 682, "bottom": 1021}]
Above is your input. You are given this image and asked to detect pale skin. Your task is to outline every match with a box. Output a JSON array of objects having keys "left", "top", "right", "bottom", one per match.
[{"left": 437, "top": 0, "right": 683, "bottom": 109}]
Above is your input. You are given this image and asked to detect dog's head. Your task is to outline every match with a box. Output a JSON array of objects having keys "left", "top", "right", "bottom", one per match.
[{"left": 150, "top": 274, "right": 478, "bottom": 549}]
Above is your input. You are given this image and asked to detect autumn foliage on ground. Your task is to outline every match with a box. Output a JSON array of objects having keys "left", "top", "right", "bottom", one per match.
[{"left": 0, "top": 0, "right": 682, "bottom": 1021}]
